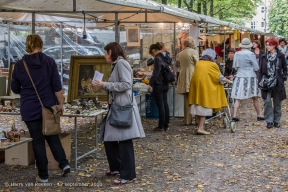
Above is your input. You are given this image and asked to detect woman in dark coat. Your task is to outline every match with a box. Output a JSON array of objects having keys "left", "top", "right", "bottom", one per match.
[{"left": 258, "top": 38, "right": 287, "bottom": 129}]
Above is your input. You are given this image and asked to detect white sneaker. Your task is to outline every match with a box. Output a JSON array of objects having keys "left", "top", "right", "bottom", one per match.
[
  {"left": 61, "top": 165, "right": 70, "bottom": 177},
  {"left": 36, "top": 176, "right": 48, "bottom": 183}
]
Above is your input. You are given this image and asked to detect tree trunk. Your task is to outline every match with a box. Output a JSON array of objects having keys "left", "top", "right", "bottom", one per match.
[
  {"left": 210, "top": 0, "right": 214, "bottom": 17},
  {"left": 203, "top": 0, "right": 207, "bottom": 15},
  {"left": 162, "top": 0, "right": 167, "bottom": 4},
  {"left": 178, "top": 0, "right": 181, "bottom": 8},
  {"left": 197, "top": 1, "right": 201, "bottom": 14},
  {"left": 190, "top": 0, "right": 194, "bottom": 12}
]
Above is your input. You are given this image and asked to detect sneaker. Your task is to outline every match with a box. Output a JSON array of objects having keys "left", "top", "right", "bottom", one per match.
[
  {"left": 113, "top": 178, "right": 132, "bottom": 185},
  {"left": 164, "top": 127, "right": 169, "bottom": 132},
  {"left": 36, "top": 176, "right": 48, "bottom": 183},
  {"left": 61, "top": 165, "right": 70, "bottom": 177},
  {"left": 257, "top": 117, "right": 265, "bottom": 121}
]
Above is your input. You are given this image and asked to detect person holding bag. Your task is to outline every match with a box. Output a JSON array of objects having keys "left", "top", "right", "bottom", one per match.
[
  {"left": 11, "top": 34, "right": 70, "bottom": 183},
  {"left": 259, "top": 38, "right": 287, "bottom": 128},
  {"left": 92, "top": 42, "right": 145, "bottom": 185}
]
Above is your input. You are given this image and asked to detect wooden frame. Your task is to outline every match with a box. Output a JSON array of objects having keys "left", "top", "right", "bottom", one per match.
[
  {"left": 7, "top": 62, "right": 15, "bottom": 96},
  {"left": 126, "top": 26, "right": 141, "bottom": 47},
  {"left": 67, "top": 56, "right": 110, "bottom": 102}
]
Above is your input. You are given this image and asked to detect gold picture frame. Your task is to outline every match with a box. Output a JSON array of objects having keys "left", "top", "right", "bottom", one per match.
[
  {"left": 67, "top": 56, "right": 110, "bottom": 102},
  {"left": 126, "top": 26, "right": 141, "bottom": 47},
  {"left": 7, "top": 62, "right": 16, "bottom": 96}
]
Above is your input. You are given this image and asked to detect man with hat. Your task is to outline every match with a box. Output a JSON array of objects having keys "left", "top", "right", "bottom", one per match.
[
  {"left": 224, "top": 49, "right": 237, "bottom": 79},
  {"left": 231, "top": 38, "right": 264, "bottom": 122}
]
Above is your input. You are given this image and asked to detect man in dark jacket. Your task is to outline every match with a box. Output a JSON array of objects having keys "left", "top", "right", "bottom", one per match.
[{"left": 224, "top": 49, "right": 237, "bottom": 79}]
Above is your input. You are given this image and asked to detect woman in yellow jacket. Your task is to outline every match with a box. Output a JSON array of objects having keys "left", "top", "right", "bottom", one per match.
[{"left": 188, "top": 49, "right": 232, "bottom": 135}]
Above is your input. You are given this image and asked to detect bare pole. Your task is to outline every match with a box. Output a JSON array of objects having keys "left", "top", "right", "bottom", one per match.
[
  {"left": 173, "top": 22, "right": 176, "bottom": 117},
  {"left": 73, "top": 0, "right": 76, "bottom": 12},
  {"left": 115, "top": 13, "right": 120, "bottom": 43},
  {"left": 7, "top": 23, "right": 10, "bottom": 66},
  {"left": 32, "top": 12, "right": 35, "bottom": 34},
  {"left": 60, "top": 22, "right": 63, "bottom": 84}
]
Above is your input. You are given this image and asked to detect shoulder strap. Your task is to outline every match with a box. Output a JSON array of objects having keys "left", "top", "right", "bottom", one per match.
[{"left": 23, "top": 60, "right": 44, "bottom": 108}]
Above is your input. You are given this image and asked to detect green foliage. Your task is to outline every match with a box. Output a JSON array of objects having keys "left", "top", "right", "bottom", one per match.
[
  {"left": 268, "top": 0, "right": 288, "bottom": 37},
  {"left": 153, "top": 0, "right": 261, "bottom": 25}
]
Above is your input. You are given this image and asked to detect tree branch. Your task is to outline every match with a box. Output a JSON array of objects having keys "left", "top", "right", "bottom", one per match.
[
  {"left": 183, "top": 0, "right": 197, "bottom": 12},
  {"left": 213, "top": 5, "right": 234, "bottom": 15}
]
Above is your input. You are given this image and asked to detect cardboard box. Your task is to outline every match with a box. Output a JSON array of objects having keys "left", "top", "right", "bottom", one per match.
[
  {"left": 46, "top": 133, "right": 71, "bottom": 170},
  {"left": 5, "top": 141, "right": 35, "bottom": 166}
]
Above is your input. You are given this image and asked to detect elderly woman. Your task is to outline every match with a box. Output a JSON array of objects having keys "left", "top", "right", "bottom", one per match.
[
  {"left": 188, "top": 49, "right": 232, "bottom": 135},
  {"left": 259, "top": 38, "right": 287, "bottom": 128},
  {"left": 176, "top": 37, "right": 199, "bottom": 125},
  {"left": 92, "top": 42, "right": 145, "bottom": 185},
  {"left": 231, "top": 38, "right": 264, "bottom": 122}
]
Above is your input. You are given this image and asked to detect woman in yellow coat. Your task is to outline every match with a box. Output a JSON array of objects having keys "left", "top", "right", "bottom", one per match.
[
  {"left": 188, "top": 49, "right": 232, "bottom": 135},
  {"left": 176, "top": 37, "right": 199, "bottom": 125}
]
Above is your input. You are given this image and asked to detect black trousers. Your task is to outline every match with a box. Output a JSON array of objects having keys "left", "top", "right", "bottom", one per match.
[
  {"left": 153, "top": 84, "right": 169, "bottom": 128},
  {"left": 104, "top": 139, "right": 136, "bottom": 180},
  {"left": 25, "top": 119, "right": 69, "bottom": 179}
]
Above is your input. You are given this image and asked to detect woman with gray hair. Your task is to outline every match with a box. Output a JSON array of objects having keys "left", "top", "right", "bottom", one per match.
[
  {"left": 231, "top": 38, "right": 264, "bottom": 122},
  {"left": 176, "top": 36, "right": 199, "bottom": 125},
  {"left": 188, "top": 49, "right": 232, "bottom": 135}
]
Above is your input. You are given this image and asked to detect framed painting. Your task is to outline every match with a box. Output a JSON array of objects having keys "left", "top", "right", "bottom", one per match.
[
  {"left": 67, "top": 56, "right": 110, "bottom": 102},
  {"left": 126, "top": 26, "right": 140, "bottom": 47},
  {"left": 6, "top": 62, "right": 16, "bottom": 96}
]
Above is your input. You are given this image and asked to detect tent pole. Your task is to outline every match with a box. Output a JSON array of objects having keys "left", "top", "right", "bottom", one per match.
[
  {"left": 60, "top": 22, "right": 63, "bottom": 84},
  {"left": 173, "top": 23, "right": 176, "bottom": 117},
  {"left": 73, "top": 0, "right": 76, "bottom": 12},
  {"left": 224, "top": 31, "right": 226, "bottom": 62},
  {"left": 32, "top": 12, "right": 35, "bottom": 34},
  {"left": 7, "top": 23, "right": 10, "bottom": 67},
  {"left": 115, "top": 13, "right": 119, "bottom": 43}
]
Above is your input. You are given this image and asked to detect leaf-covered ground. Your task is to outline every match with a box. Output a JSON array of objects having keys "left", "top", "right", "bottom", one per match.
[{"left": 0, "top": 99, "right": 287, "bottom": 192}]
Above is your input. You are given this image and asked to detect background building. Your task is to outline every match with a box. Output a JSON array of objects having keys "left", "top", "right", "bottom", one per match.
[{"left": 245, "top": 0, "right": 272, "bottom": 32}]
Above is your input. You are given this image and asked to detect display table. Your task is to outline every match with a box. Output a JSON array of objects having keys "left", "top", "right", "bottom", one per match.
[
  {"left": 0, "top": 110, "right": 107, "bottom": 171},
  {"left": 0, "top": 138, "right": 32, "bottom": 151}
]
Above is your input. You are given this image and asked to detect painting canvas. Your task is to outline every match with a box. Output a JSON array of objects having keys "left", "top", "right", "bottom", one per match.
[
  {"left": 126, "top": 26, "right": 141, "bottom": 47},
  {"left": 68, "top": 56, "right": 110, "bottom": 102}
]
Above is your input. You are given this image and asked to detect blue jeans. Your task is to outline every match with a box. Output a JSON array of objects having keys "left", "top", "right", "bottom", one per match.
[
  {"left": 25, "top": 119, "right": 69, "bottom": 179},
  {"left": 152, "top": 84, "right": 169, "bottom": 128}
]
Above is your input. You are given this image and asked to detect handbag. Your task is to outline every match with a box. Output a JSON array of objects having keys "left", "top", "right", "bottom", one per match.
[
  {"left": 109, "top": 61, "right": 133, "bottom": 128},
  {"left": 23, "top": 60, "right": 62, "bottom": 135},
  {"left": 259, "top": 58, "right": 279, "bottom": 90}
]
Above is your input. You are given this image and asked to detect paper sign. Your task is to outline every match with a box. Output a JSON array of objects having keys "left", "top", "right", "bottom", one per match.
[{"left": 93, "top": 70, "right": 104, "bottom": 81}]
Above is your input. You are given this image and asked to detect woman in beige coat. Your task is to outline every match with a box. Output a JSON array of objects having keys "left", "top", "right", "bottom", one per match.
[{"left": 176, "top": 37, "right": 199, "bottom": 125}]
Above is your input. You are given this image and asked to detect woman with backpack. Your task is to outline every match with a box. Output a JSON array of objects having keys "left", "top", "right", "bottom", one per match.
[
  {"left": 259, "top": 38, "right": 287, "bottom": 128},
  {"left": 149, "top": 42, "right": 173, "bottom": 131}
]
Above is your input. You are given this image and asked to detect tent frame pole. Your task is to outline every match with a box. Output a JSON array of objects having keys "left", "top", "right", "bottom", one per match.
[
  {"left": 32, "top": 12, "right": 35, "bottom": 34},
  {"left": 60, "top": 22, "right": 63, "bottom": 84},
  {"left": 115, "top": 13, "right": 119, "bottom": 43}
]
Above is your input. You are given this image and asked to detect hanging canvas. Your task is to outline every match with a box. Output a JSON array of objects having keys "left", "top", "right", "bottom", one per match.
[{"left": 126, "top": 26, "right": 141, "bottom": 47}]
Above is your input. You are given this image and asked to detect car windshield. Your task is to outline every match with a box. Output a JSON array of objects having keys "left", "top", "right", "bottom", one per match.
[{"left": 44, "top": 46, "right": 101, "bottom": 60}]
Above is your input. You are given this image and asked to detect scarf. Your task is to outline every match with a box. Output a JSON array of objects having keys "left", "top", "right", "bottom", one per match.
[{"left": 267, "top": 51, "right": 277, "bottom": 77}]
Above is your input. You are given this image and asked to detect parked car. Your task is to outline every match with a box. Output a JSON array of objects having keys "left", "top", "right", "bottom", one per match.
[{"left": 43, "top": 45, "right": 104, "bottom": 69}]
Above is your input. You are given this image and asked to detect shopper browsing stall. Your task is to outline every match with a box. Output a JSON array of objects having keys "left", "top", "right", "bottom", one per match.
[
  {"left": 149, "top": 42, "right": 171, "bottom": 131},
  {"left": 92, "top": 42, "right": 145, "bottom": 185},
  {"left": 11, "top": 34, "right": 70, "bottom": 183},
  {"left": 176, "top": 37, "right": 199, "bottom": 125},
  {"left": 188, "top": 49, "right": 232, "bottom": 135}
]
